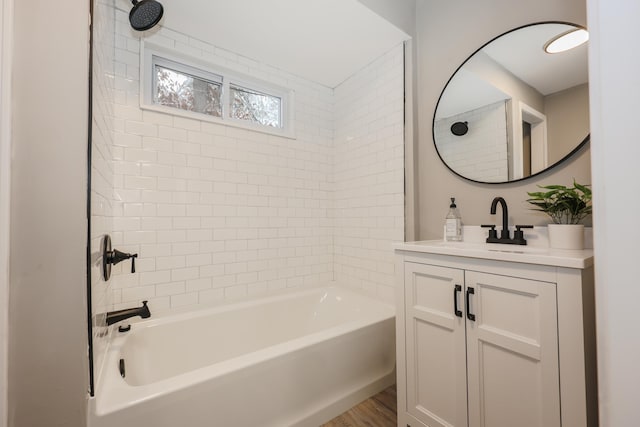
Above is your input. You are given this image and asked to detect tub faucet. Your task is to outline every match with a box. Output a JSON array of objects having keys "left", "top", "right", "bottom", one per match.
[
  {"left": 105, "top": 301, "right": 151, "bottom": 326},
  {"left": 491, "top": 197, "right": 510, "bottom": 240}
]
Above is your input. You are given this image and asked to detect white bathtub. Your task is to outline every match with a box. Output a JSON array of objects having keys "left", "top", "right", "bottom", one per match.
[{"left": 89, "top": 286, "right": 396, "bottom": 427}]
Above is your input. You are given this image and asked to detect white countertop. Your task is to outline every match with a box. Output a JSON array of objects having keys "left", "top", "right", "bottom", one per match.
[{"left": 394, "top": 240, "right": 594, "bottom": 269}]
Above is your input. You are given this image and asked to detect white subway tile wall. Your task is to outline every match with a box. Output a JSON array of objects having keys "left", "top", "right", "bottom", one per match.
[
  {"left": 106, "top": 5, "right": 336, "bottom": 313},
  {"left": 92, "top": 2, "right": 405, "bottom": 367},
  {"left": 90, "top": 0, "right": 116, "bottom": 386},
  {"left": 434, "top": 101, "right": 509, "bottom": 182},
  {"left": 333, "top": 46, "right": 405, "bottom": 302}
]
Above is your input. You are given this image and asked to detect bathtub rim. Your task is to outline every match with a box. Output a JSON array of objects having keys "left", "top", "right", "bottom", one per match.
[
  {"left": 112, "top": 284, "right": 393, "bottom": 329},
  {"left": 92, "top": 285, "right": 395, "bottom": 416}
]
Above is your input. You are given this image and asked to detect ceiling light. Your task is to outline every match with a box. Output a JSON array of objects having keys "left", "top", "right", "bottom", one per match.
[{"left": 544, "top": 29, "right": 589, "bottom": 54}]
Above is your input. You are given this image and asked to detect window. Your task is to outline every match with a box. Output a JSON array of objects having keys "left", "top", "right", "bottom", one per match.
[
  {"left": 154, "top": 62, "right": 222, "bottom": 117},
  {"left": 142, "top": 44, "right": 293, "bottom": 137},
  {"left": 229, "top": 85, "right": 281, "bottom": 128}
]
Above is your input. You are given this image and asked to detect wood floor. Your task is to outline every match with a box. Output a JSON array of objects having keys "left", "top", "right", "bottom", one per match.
[{"left": 321, "top": 385, "right": 397, "bottom": 427}]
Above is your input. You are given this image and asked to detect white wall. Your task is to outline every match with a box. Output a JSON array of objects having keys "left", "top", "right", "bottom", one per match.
[
  {"left": 357, "top": 0, "right": 416, "bottom": 36},
  {"left": 8, "top": 0, "right": 89, "bottom": 425},
  {"left": 104, "top": 6, "right": 334, "bottom": 315},
  {"left": 101, "top": 4, "right": 408, "bottom": 311},
  {"left": 333, "top": 44, "right": 405, "bottom": 302},
  {"left": 356, "top": 2, "right": 416, "bottom": 241},
  {"left": 91, "top": 2, "right": 406, "bottom": 388},
  {"left": 415, "top": 0, "right": 590, "bottom": 238},
  {"left": 465, "top": 51, "right": 544, "bottom": 113},
  {"left": 0, "top": 0, "right": 12, "bottom": 424},
  {"left": 587, "top": 0, "right": 640, "bottom": 425},
  {"left": 544, "top": 83, "right": 590, "bottom": 163}
]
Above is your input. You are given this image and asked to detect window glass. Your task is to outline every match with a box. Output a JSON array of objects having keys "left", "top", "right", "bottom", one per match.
[
  {"left": 229, "top": 84, "right": 282, "bottom": 128},
  {"left": 154, "top": 65, "right": 222, "bottom": 117},
  {"left": 145, "top": 48, "right": 291, "bottom": 135}
]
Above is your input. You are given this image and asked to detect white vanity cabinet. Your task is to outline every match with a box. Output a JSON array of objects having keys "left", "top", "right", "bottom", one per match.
[{"left": 394, "top": 242, "right": 596, "bottom": 427}]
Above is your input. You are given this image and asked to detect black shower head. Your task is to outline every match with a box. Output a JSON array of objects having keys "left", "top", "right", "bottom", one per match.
[
  {"left": 450, "top": 121, "right": 468, "bottom": 136},
  {"left": 129, "top": 0, "right": 164, "bottom": 32}
]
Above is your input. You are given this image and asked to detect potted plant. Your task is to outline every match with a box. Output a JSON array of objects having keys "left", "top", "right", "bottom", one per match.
[{"left": 527, "top": 180, "right": 592, "bottom": 249}]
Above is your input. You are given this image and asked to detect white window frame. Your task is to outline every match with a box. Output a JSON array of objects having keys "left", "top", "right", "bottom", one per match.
[
  {"left": 151, "top": 56, "right": 224, "bottom": 118},
  {"left": 141, "top": 42, "right": 295, "bottom": 138}
]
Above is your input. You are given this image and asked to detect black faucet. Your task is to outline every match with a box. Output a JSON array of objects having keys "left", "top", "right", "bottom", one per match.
[
  {"left": 491, "top": 197, "right": 511, "bottom": 240},
  {"left": 105, "top": 301, "right": 151, "bottom": 326},
  {"left": 482, "top": 197, "right": 533, "bottom": 245}
]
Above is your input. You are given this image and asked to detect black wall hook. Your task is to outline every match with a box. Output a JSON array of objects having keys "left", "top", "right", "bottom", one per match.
[{"left": 102, "top": 235, "right": 138, "bottom": 281}]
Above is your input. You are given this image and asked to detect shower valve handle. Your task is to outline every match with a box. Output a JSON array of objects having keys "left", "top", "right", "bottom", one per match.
[
  {"left": 101, "top": 235, "right": 139, "bottom": 280},
  {"left": 107, "top": 249, "right": 138, "bottom": 273}
]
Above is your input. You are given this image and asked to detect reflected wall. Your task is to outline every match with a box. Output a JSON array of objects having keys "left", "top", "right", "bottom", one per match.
[{"left": 415, "top": 0, "right": 590, "bottom": 239}]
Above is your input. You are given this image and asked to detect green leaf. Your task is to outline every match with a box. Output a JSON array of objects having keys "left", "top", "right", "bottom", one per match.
[{"left": 525, "top": 180, "right": 592, "bottom": 224}]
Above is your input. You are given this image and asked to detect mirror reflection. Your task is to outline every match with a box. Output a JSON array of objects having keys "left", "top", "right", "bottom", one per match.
[{"left": 433, "top": 22, "right": 589, "bottom": 183}]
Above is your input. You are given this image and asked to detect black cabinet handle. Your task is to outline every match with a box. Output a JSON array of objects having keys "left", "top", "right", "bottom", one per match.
[
  {"left": 466, "top": 287, "right": 476, "bottom": 321},
  {"left": 454, "top": 285, "right": 463, "bottom": 317}
]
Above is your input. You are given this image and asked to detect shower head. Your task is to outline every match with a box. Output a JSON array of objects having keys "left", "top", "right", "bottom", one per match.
[
  {"left": 450, "top": 121, "right": 468, "bottom": 136},
  {"left": 129, "top": 0, "right": 164, "bottom": 32}
]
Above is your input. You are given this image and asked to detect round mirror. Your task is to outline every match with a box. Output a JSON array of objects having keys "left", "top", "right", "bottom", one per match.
[{"left": 433, "top": 22, "right": 589, "bottom": 184}]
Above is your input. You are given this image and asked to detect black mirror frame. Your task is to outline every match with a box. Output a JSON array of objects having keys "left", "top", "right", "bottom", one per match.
[{"left": 432, "top": 21, "right": 590, "bottom": 185}]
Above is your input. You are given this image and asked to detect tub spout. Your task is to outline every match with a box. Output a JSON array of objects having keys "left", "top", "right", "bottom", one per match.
[{"left": 105, "top": 301, "right": 150, "bottom": 326}]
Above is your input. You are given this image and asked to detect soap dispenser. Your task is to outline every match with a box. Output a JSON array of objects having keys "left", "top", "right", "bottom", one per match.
[{"left": 445, "top": 197, "right": 462, "bottom": 241}]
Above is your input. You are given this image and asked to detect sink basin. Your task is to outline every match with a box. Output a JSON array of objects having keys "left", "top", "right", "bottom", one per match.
[
  {"left": 486, "top": 247, "right": 547, "bottom": 254},
  {"left": 485, "top": 245, "right": 549, "bottom": 254},
  {"left": 430, "top": 240, "right": 549, "bottom": 254}
]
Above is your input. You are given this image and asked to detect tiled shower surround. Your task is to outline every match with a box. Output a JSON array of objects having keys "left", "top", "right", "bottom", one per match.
[
  {"left": 91, "top": 0, "right": 404, "bottom": 380},
  {"left": 434, "top": 100, "right": 509, "bottom": 182},
  {"left": 333, "top": 48, "right": 405, "bottom": 301},
  {"left": 90, "top": 0, "right": 116, "bottom": 383}
]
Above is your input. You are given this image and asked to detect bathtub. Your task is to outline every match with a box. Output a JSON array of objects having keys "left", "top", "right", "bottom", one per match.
[{"left": 89, "top": 286, "right": 396, "bottom": 427}]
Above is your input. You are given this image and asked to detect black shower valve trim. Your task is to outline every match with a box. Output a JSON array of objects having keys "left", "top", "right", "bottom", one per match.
[
  {"left": 108, "top": 249, "right": 138, "bottom": 274},
  {"left": 101, "top": 234, "right": 139, "bottom": 281}
]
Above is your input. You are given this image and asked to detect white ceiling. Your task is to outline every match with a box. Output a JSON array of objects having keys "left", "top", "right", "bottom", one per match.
[
  {"left": 436, "top": 23, "right": 589, "bottom": 119},
  {"left": 159, "top": 0, "right": 410, "bottom": 88},
  {"left": 436, "top": 69, "right": 510, "bottom": 119},
  {"left": 483, "top": 23, "right": 588, "bottom": 95}
]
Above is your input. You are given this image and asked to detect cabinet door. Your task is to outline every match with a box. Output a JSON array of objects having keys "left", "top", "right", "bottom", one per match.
[
  {"left": 465, "top": 271, "right": 560, "bottom": 427},
  {"left": 405, "top": 262, "right": 468, "bottom": 427}
]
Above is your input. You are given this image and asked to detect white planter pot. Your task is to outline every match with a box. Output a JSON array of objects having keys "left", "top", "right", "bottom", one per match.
[{"left": 548, "top": 224, "right": 585, "bottom": 250}]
